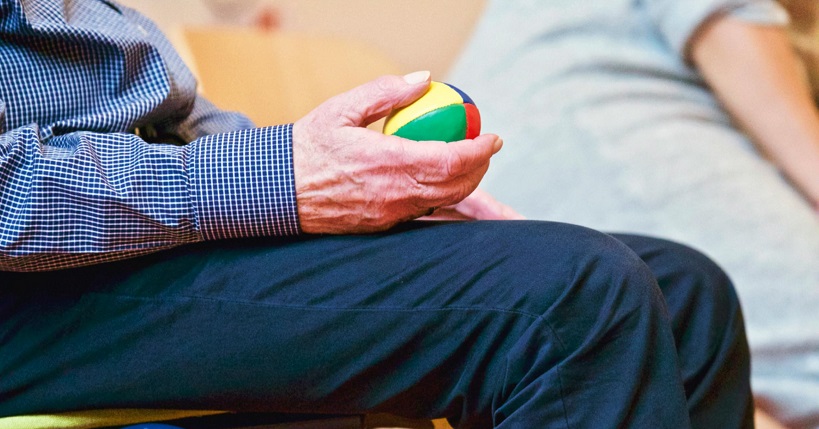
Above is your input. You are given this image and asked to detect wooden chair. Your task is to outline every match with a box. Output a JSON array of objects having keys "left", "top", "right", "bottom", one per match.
[{"left": 0, "top": 409, "right": 443, "bottom": 429}]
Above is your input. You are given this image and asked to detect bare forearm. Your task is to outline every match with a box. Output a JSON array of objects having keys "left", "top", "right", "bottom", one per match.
[{"left": 690, "top": 15, "right": 819, "bottom": 207}]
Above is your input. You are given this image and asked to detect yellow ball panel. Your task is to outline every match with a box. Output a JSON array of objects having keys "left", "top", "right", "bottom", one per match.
[{"left": 383, "top": 81, "right": 462, "bottom": 135}]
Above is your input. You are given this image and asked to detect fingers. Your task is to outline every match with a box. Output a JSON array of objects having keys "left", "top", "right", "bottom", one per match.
[
  {"left": 360, "top": 132, "right": 500, "bottom": 211},
  {"left": 317, "top": 72, "right": 432, "bottom": 128},
  {"left": 398, "top": 133, "right": 502, "bottom": 184},
  {"left": 374, "top": 145, "right": 491, "bottom": 211},
  {"left": 443, "top": 134, "right": 503, "bottom": 177}
]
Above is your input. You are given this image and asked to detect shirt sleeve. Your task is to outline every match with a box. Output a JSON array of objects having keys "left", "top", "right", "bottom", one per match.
[
  {"left": 0, "top": 122, "right": 300, "bottom": 272},
  {"left": 641, "top": 0, "right": 790, "bottom": 58}
]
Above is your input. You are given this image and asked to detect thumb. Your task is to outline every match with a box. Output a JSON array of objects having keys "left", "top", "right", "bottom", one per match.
[{"left": 324, "top": 71, "right": 432, "bottom": 127}]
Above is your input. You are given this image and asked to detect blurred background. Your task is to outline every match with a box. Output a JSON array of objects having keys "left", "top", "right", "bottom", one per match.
[{"left": 118, "top": 0, "right": 486, "bottom": 127}]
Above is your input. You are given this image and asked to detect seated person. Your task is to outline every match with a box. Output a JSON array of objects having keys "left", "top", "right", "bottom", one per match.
[
  {"left": 449, "top": 0, "right": 819, "bottom": 426},
  {"left": 0, "top": 0, "right": 752, "bottom": 427}
]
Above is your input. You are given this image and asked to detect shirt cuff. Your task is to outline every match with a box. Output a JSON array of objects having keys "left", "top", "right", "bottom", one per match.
[
  {"left": 655, "top": 0, "right": 789, "bottom": 58},
  {"left": 190, "top": 124, "right": 301, "bottom": 239}
]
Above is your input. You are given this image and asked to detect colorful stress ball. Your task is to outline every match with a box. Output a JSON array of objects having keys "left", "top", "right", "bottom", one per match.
[{"left": 383, "top": 81, "right": 481, "bottom": 142}]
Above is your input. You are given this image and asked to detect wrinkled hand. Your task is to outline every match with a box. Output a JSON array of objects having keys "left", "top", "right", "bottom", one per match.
[
  {"left": 422, "top": 188, "right": 526, "bottom": 221},
  {"left": 292, "top": 72, "right": 503, "bottom": 234}
]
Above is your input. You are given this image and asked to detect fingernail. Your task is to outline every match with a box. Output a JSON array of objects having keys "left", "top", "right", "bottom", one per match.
[
  {"left": 493, "top": 138, "right": 504, "bottom": 153},
  {"left": 403, "top": 70, "right": 431, "bottom": 85}
]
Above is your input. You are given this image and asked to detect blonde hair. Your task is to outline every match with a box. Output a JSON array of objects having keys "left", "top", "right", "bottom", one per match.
[{"left": 779, "top": 0, "right": 819, "bottom": 97}]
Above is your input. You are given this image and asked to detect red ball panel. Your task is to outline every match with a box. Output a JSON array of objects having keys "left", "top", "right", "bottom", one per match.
[{"left": 464, "top": 103, "right": 481, "bottom": 139}]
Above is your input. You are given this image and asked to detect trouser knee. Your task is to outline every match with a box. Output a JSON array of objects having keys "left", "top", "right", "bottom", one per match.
[
  {"left": 619, "top": 235, "right": 747, "bottom": 354},
  {"left": 612, "top": 234, "right": 753, "bottom": 428},
  {"left": 497, "top": 221, "right": 671, "bottom": 325},
  {"left": 480, "top": 222, "right": 689, "bottom": 427}
]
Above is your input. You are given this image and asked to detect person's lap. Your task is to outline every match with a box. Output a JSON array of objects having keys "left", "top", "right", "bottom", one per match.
[{"left": 0, "top": 220, "right": 749, "bottom": 427}]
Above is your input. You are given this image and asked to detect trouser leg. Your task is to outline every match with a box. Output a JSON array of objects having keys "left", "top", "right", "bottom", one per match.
[
  {"left": 1, "top": 221, "right": 710, "bottom": 428},
  {"left": 612, "top": 235, "right": 753, "bottom": 429}
]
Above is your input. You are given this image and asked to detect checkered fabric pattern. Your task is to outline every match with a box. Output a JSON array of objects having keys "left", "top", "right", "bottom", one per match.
[{"left": 0, "top": 0, "right": 300, "bottom": 272}]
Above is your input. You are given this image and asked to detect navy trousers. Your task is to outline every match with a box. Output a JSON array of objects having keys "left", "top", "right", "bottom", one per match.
[{"left": 0, "top": 221, "right": 752, "bottom": 428}]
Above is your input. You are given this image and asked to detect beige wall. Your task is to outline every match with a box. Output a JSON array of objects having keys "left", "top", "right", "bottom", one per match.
[
  {"left": 120, "top": 0, "right": 487, "bottom": 78},
  {"left": 259, "top": 0, "right": 486, "bottom": 78}
]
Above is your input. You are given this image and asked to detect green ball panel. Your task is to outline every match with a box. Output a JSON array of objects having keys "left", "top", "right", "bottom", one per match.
[{"left": 392, "top": 104, "right": 467, "bottom": 142}]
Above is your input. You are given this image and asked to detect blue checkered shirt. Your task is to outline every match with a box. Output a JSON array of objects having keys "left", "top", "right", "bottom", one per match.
[{"left": 0, "top": 0, "right": 300, "bottom": 272}]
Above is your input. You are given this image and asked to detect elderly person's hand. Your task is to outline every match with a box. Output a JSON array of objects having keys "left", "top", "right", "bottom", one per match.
[{"left": 292, "top": 71, "right": 503, "bottom": 234}]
